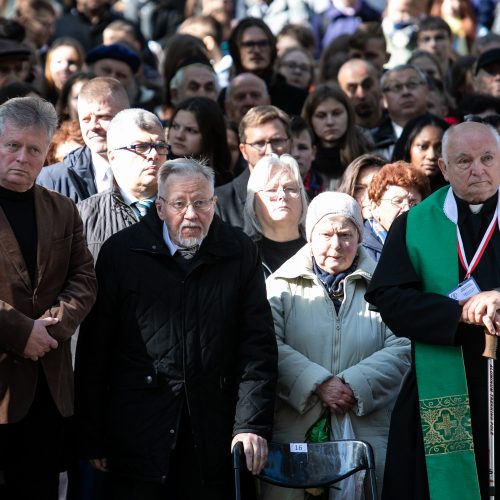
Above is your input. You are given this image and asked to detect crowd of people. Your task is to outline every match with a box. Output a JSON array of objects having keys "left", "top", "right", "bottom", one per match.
[{"left": 1, "top": 0, "right": 500, "bottom": 499}]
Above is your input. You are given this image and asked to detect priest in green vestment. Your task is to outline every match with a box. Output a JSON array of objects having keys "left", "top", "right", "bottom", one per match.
[{"left": 366, "top": 121, "right": 500, "bottom": 500}]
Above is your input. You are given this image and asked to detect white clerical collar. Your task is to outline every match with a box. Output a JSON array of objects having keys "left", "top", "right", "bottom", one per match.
[
  {"left": 162, "top": 223, "right": 179, "bottom": 256},
  {"left": 91, "top": 152, "right": 113, "bottom": 193},
  {"left": 443, "top": 186, "right": 500, "bottom": 231}
]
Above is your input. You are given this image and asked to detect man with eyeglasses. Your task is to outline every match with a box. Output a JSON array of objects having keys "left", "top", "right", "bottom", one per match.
[
  {"left": 373, "top": 64, "right": 428, "bottom": 159},
  {"left": 216, "top": 105, "right": 291, "bottom": 228},
  {"left": 77, "top": 108, "right": 166, "bottom": 263},
  {"left": 76, "top": 157, "right": 277, "bottom": 500},
  {"left": 37, "top": 77, "right": 130, "bottom": 203},
  {"left": 366, "top": 121, "right": 500, "bottom": 499},
  {"left": 474, "top": 48, "right": 500, "bottom": 98}
]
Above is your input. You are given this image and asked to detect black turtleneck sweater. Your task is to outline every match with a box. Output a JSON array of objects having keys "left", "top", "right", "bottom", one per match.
[{"left": 0, "top": 185, "right": 37, "bottom": 285}]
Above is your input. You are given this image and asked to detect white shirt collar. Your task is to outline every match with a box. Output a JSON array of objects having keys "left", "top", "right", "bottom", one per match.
[
  {"left": 91, "top": 152, "right": 113, "bottom": 193},
  {"left": 162, "top": 223, "right": 179, "bottom": 256}
]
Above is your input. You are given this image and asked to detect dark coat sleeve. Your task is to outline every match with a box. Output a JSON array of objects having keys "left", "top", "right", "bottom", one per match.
[
  {"left": 365, "top": 212, "right": 462, "bottom": 346},
  {"left": 233, "top": 237, "right": 278, "bottom": 440}
]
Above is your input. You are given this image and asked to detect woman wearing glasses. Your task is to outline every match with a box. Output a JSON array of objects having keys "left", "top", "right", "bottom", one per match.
[
  {"left": 167, "top": 97, "right": 233, "bottom": 186},
  {"left": 244, "top": 154, "right": 308, "bottom": 277},
  {"left": 362, "top": 161, "right": 430, "bottom": 262},
  {"left": 276, "top": 47, "right": 314, "bottom": 91},
  {"left": 301, "top": 84, "right": 373, "bottom": 191},
  {"left": 263, "top": 192, "right": 410, "bottom": 499}
]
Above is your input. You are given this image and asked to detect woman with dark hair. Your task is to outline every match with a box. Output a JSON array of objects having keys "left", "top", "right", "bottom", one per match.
[
  {"left": 167, "top": 97, "right": 233, "bottom": 186},
  {"left": 407, "top": 50, "right": 443, "bottom": 82},
  {"left": 44, "top": 38, "right": 86, "bottom": 104},
  {"left": 392, "top": 113, "right": 449, "bottom": 192},
  {"left": 301, "top": 84, "right": 373, "bottom": 190},
  {"left": 55, "top": 71, "right": 92, "bottom": 123}
]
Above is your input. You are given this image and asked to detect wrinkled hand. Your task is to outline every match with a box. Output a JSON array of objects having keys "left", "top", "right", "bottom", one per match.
[
  {"left": 23, "top": 318, "right": 59, "bottom": 361},
  {"left": 231, "top": 433, "right": 268, "bottom": 475},
  {"left": 90, "top": 458, "right": 108, "bottom": 472},
  {"left": 315, "top": 376, "right": 355, "bottom": 414},
  {"left": 459, "top": 291, "right": 500, "bottom": 336}
]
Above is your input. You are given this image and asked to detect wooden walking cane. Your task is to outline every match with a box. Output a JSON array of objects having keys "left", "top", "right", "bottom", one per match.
[{"left": 482, "top": 331, "right": 497, "bottom": 500}]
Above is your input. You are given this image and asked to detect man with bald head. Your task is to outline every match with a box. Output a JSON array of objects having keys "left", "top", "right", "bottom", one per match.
[
  {"left": 337, "top": 58, "right": 383, "bottom": 130},
  {"left": 224, "top": 72, "right": 270, "bottom": 124},
  {"left": 367, "top": 121, "right": 500, "bottom": 499},
  {"left": 37, "top": 77, "right": 130, "bottom": 202}
]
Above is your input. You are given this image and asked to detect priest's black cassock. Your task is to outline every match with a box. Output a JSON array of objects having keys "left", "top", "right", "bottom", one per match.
[{"left": 365, "top": 192, "right": 500, "bottom": 499}]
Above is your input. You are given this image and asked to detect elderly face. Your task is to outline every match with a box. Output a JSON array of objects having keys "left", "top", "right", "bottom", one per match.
[
  {"left": 371, "top": 184, "right": 422, "bottom": 231},
  {"left": 438, "top": 123, "right": 500, "bottom": 203},
  {"left": 156, "top": 173, "right": 216, "bottom": 247},
  {"left": 225, "top": 74, "right": 270, "bottom": 123},
  {"left": 239, "top": 26, "right": 272, "bottom": 73},
  {"left": 177, "top": 65, "right": 218, "bottom": 103},
  {"left": 311, "top": 216, "right": 359, "bottom": 274},
  {"left": 107, "top": 123, "right": 165, "bottom": 199},
  {"left": 410, "top": 125, "right": 443, "bottom": 177},
  {"left": 0, "top": 121, "right": 49, "bottom": 192},
  {"left": 78, "top": 94, "right": 128, "bottom": 156},
  {"left": 382, "top": 68, "right": 428, "bottom": 126},
  {"left": 254, "top": 166, "right": 303, "bottom": 232}
]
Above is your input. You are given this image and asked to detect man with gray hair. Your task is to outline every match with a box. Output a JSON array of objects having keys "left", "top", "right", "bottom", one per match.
[
  {"left": 169, "top": 61, "right": 219, "bottom": 107},
  {"left": 367, "top": 121, "right": 500, "bottom": 498},
  {"left": 78, "top": 108, "right": 167, "bottom": 262},
  {"left": 373, "top": 64, "right": 429, "bottom": 159},
  {"left": 76, "top": 158, "right": 277, "bottom": 499},
  {"left": 37, "top": 77, "right": 130, "bottom": 203},
  {"left": 0, "top": 96, "right": 96, "bottom": 498}
]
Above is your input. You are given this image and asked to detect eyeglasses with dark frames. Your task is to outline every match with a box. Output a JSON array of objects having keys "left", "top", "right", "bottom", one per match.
[
  {"left": 244, "top": 138, "right": 289, "bottom": 153},
  {"left": 114, "top": 142, "right": 169, "bottom": 155}
]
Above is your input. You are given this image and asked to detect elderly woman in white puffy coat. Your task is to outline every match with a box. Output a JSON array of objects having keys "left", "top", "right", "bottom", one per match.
[{"left": 262, "top": 192, "right": 411, "bottom": 499}]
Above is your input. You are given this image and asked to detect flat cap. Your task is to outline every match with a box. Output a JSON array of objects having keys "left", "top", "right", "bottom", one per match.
[{"left": 86, "top": 43, "right": 140, "bottom": 73}]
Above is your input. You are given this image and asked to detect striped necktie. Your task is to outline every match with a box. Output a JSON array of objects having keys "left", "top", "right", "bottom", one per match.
[
  {"left": 134, "top": 199, "right": 154, "bottom": 217},
  {"left": 176, "top": 245, "right": 199, "bottom": 260}
]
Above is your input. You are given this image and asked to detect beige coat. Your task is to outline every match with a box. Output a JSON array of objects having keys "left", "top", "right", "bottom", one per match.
[{"left": 262, "top": 245, "right": 411, "bottom": 498}]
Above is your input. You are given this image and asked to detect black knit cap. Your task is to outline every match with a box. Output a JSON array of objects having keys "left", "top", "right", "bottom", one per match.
[{"left": 86, "top": 43, "right": 141, "bottom": 73}]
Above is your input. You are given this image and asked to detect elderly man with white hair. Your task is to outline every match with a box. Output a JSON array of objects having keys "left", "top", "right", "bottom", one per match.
[
  {"left": 367, "top": 121, "right": 500, "bottom": 499},
  {"left": 76, "top": 158, "right": 277, "bottom": 500}
]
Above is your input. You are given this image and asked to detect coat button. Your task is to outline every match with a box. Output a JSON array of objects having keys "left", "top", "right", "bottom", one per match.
[
  {"left": 145, "top": 376, "right": 153, "bottom": 384},
  {"left": 152, "top": 245, "right": 157, "bottom": 250},
  {"left": 170, "top": 429, "right": 175, "bottom": 434}
]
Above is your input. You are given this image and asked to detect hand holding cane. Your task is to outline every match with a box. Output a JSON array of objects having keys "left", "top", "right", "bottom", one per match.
[{"left": 482, "top": 327, "right": 497, "bottom": 500}]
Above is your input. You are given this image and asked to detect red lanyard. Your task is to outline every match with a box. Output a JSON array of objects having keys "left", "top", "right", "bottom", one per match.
[{"left": 457, "top": 209, "right": 498, "bottom": 279}]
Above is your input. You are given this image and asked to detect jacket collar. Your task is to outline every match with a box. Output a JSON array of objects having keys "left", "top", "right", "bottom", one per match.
[
  {"left": 271, "top": 243, "right": 374, "bottom": 283},
  {"left": 0, "top": 185, "right": 55, "bottom": 289}
]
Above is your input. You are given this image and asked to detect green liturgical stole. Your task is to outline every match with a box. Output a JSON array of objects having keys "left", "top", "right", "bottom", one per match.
[{"left": 406, "top": 186, "right": 481, "bottom": 500}]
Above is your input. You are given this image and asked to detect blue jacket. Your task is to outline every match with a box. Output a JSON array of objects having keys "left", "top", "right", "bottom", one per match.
[{"left": 37, "top": 146, "right": 97, "bottom": 204}]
